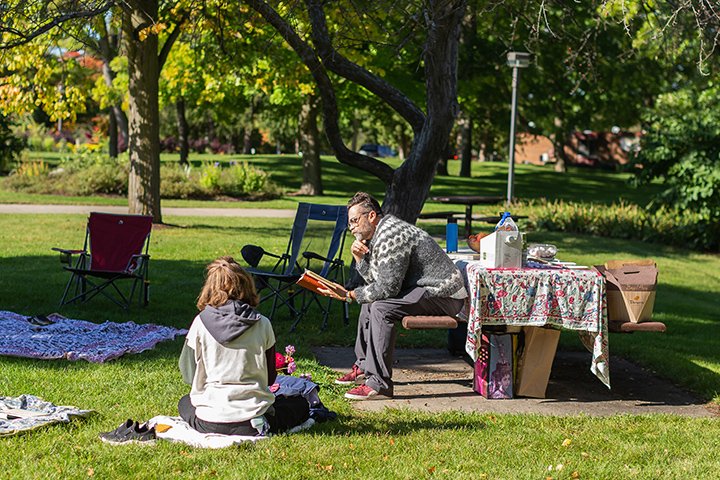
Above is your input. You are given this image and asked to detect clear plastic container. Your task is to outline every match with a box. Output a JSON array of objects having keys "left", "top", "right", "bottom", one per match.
[{"left": 527, "top": 243, "right": 557, "bottom": 259}]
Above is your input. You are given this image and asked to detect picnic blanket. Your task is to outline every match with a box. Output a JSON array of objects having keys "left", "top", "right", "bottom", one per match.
[
  {"left": 0, "top": 310, "right": 187, "bottom": 363},
  {"left": 147, "top": 415, "right": 315, "bottom": 449},
  {"left": 0, "top": 394, "right": 93, "bottom": 437}
]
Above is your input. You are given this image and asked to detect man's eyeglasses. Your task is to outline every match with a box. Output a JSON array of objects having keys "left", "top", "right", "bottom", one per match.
[{"left": 348, "top": 211, "right": 370, "bottom": 228}]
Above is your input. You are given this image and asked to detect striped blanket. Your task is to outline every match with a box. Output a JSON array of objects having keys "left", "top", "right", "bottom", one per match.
[{"left": 0, "top": 310, "right": 187, "bottom": 363}]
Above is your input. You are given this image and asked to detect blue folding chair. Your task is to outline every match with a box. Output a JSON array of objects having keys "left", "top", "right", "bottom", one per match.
[{"left": 241, "top": 203, "right": 349, "bottom": 330}]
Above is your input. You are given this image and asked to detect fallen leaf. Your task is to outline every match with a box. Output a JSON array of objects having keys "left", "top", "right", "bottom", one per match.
[
  {"left": 562, "top": 438, "right": 572, "bottom": 447},
  {"left": 428, "top": 466, "right": 436, "bottom": 474},
  {"left": 556, "top": 464, "right": 564, "bottom": 471},
  {"left": 87, "top": 468, "right": 94, "bottom": 477},
  {"left": 389, "top": 438, "right": 395, "bottom": 446},
  {"left": 155, "top": 423, "right": 172, "bottom": 433},
  {"left": 571, "top": 471, "right": 580, "bottom": 479}
]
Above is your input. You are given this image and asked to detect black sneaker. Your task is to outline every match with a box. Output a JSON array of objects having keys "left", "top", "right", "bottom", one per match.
[{"left": 99, "top": 419, "right": 156, "bottom": 445}]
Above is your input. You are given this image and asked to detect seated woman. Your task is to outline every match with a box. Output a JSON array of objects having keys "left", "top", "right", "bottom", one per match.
[{"left": 178, "top": 256, "right": 309, "bottom": 436}]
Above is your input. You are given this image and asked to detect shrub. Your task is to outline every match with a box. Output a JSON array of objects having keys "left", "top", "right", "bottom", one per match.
[
  {"left": 198, "top": 162, "right": 222, "bottom": 192},
  {"left": 3, "top": 155, "right": 279, "bottom": 201},
  {"left": 160, "top": 163, "right": 208, "bottom": 199},
  {"left": 523, "top": 199, "right": 719, "bottom": 252}
]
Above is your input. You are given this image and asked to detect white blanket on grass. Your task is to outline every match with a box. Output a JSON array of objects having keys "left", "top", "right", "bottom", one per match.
[{"left": 148, "top": 415, "right": 315, "bottom": 449}]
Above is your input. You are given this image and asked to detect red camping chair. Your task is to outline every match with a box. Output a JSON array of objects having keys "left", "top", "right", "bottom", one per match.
[{"left": 53, "top": 212, "right": 153, "bottom": 309}]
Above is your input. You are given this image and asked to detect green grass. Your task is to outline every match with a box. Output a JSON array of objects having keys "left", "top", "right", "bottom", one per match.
[
  {"left": 5, "top": 152, "right": 664, "bottom": 211},
  {"left": 0, "top": 212, "right": 718, "bottom": 479},
  {"left": 1, "top": 156, "right": 716, "bottom": 478}
]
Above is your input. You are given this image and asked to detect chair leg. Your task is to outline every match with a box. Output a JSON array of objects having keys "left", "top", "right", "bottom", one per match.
[{"left": 59, "top": 273, "right": 76, "bottom": 306}]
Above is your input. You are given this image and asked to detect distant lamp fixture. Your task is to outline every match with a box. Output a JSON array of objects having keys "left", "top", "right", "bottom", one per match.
[
  {"left": 506, "top": 51, "right": 531, "bottom": 68},
  {"left": 506, "top": 51, "right": 531, "bottom": 207}
]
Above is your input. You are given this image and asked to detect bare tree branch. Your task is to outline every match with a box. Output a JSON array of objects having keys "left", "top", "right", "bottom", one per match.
[{"left": 0, "top": 1, "right": 115, "bottom": 49}]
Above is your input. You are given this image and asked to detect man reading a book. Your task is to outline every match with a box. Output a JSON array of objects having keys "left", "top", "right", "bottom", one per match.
[{"left": 319, "top": 192, "right": 467, "bottom": 400}]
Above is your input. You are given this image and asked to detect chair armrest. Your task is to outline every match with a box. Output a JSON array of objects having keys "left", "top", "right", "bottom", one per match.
[
  {"left": 51, "top": 248, "right": 86, "bottom": 255},
  {"left": 127, "top": 254, "right": 150, "bottom": 274},
  {"left": 303, "top": 251, "right": 331, "bottom": 262},
  {"left": 303, "top": 251, "right": 344, "bottom": 266},
  {"left": 52, "top": 247, "right": 87, "bottom": 266}
]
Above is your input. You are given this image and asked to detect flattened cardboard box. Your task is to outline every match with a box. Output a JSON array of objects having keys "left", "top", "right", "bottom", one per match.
[{"left": 596, "top": 259, "right": 658, "bottom": 323}]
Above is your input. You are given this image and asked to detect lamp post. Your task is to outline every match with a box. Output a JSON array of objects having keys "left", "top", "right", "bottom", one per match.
[{"left": 506, "top": 51, "right": 530, "bottom": 207}]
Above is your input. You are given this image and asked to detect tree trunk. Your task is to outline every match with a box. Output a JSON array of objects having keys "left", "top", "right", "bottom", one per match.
[
  {"left": 298, "top": 95, "right": 323, "bottom": 195},
  {"left": 112, "top": 105, "right": 129, "bottom": 152},
  {"left": 123, "top": 0, "right": 162, "bottom": 223},
  {"left": 250, "top": 0, "right": 464, "bottom": 222},
  {"left": 459, "top": 113, "right": 472, "bottom": 177},
  {"left": 176, "top": 97, "right": 189, "bottom": 166},
  {"left": 383, "top": 0, "right": 465, "bottom": 221},
  {"left": 108, "top": 108, "right": 118, "bottom": 158}
]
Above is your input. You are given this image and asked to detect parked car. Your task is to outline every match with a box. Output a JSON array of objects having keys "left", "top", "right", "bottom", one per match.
[{"left": 359, "top": 144, "right": 397, "bottom": 158}]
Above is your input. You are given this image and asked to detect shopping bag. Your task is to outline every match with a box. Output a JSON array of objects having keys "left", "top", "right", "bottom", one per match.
[
  {"left": 515, "top": 326, "right": 560, "bottom": 398},
  {"left": 596, "top": 259, "right": 658, "bottom": 323},
  {"left": 473, "top": 333, "right": 515, "bottom": 399}
]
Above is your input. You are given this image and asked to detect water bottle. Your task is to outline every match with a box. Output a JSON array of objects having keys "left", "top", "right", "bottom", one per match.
[{"left": 446, "top": 218, "right": 458, "bottom": 253}]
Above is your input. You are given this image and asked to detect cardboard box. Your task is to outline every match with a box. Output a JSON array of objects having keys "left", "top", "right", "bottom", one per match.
[
  {"left": 596, "top": 259, "right": 658, "bottom": 323},
  {"left": 515, "top": 327, "right": 560, "bottom": 398},
  {"left": 479, "top": 231, "right": 523, "bottom": 268}
]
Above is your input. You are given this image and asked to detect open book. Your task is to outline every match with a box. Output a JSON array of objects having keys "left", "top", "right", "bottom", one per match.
[{"left": 296, "top": 270, "right": 347, "bottom": 298}]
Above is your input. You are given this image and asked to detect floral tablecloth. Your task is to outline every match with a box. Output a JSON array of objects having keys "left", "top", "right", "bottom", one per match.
[{"left": 461, "top": 262, "right": 610, "bottom": 388}]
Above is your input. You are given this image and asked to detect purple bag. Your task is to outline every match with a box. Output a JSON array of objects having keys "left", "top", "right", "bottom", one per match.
[{"left": 473, "top": 333, "right": 514, "bottom": 399}]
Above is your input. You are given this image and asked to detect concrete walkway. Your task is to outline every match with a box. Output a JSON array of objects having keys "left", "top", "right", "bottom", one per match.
[
  {"left": 0, "top": 203, "right": 297, "bottom": 217},
  {"left": 314, "top": 347, "right": 715, "bottom": 417}
]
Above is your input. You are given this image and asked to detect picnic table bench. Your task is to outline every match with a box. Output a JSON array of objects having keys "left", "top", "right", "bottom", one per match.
[{"left": 401, "top": 315, "right": 666, "bottom": 334}]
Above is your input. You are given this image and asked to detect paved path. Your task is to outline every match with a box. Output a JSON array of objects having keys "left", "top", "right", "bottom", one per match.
[
  {"left": 0, "top": 204, "right": 296, "bottom": 217},
  {"left": 314, "top": 347, "right": 715, "bottom": 417}
]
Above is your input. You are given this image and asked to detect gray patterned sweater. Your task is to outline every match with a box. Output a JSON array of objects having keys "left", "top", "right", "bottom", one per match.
[{"left": 353, "top": 215, "right": 467, "bottom": 304}]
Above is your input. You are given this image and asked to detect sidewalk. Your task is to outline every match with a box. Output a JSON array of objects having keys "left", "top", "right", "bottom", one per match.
[
  {"left": 0, "top": 204, "right": 297, "bottom": 218},
  {"left": 314, "top": 347, "right": 715, "bottom": 417}
]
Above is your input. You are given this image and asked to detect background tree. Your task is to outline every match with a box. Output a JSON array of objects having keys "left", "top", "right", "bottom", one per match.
[{"left": 247, "top": 0, "right": 466, "bottom": 221}]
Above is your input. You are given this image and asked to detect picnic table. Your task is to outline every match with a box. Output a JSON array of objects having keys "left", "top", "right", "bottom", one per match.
[
  {"left": 428, "top": 195, "right": 504, "bottom": 237},
  {"left": 460, "top": 261, "right": 610, "bottom": 389}
]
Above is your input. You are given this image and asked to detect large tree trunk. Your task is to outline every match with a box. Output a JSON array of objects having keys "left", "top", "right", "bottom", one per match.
[
  {"left": 123, "top": 0, "right": 162, "bottom": 223},
  {"left": 298, "top": 95, "right": 323, "bottom": 195},
  {"left": 383, "top": 1, "right": 465, "bottom": 220},
  {"left": 176, "top": 97, "right": 190, "bottom": 166}
]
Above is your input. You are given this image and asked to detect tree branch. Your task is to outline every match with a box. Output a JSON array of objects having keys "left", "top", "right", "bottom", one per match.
[
  {"left": 246, "top": 0, "right": 394, "bottom": 184},
  {"left": 159, "top": 11, "right": 189, "bottom": 70},
  {"left": 0, "top": 1, "right": 115, "bottom": 50},
  {"left": 305, "top": 0, "right": 426, "bottom": 135}
]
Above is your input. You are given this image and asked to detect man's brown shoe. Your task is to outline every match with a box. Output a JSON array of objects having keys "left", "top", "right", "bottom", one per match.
[{"left": 334, "top": 365, "right": 364, "bottom": 385}]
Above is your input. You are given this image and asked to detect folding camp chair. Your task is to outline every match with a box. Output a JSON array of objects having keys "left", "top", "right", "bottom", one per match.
[
  {"left": 241, "top": 203, "right": 349, "bottom": 331},
  {"left": 52, "top": 212, "right": 153, "bottom": 309}
]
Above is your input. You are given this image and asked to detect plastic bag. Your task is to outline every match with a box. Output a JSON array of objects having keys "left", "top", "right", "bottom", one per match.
[{"left": 495, "top": 212, "right": 518, "bottom": 232}]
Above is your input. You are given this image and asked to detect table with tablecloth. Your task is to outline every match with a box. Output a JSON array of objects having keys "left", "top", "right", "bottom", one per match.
[{"left": 460, "top": 262, "right": 610, "bottom": 388}]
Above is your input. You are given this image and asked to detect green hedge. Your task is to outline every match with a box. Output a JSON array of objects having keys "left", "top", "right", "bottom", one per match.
[
  {"left": 523, "top": 199, "right": 719, "bottom": 252},
  {"left": 1, "top": 153, "right": 279, "bottom": 200}
]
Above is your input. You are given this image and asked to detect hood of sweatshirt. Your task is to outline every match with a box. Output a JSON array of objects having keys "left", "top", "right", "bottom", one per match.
[{"left": 198, "top": 300, "right": 263, "bottom": 346}]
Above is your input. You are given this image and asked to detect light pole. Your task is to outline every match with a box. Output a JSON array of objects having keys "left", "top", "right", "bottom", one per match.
[{"left": 506, "top": 51, "right": 530, "bottom": 207}]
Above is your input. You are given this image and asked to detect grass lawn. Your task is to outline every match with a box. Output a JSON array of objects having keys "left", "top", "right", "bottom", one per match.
[
  {"left": 0, "top": 211, "right": 718, "bottom": 479},
  {"left": 3, "top": 153, "right": 664, "bottom": 212}
]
